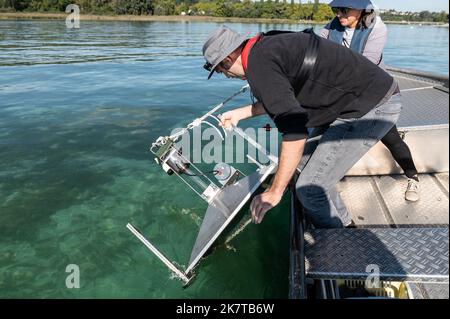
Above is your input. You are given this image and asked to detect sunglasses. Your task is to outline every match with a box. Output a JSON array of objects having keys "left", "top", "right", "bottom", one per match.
[
  {"left": 203, "top": 62, "right": 213, "bottom": 72},
  {"left": 332, "top": 7, "right": 351, "bottom": 15},
  {"left": 203, "top": 60, "right": 229, "bottom": 73}
]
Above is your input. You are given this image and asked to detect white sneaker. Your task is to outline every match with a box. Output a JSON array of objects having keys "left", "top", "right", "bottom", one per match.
[{"left": 405, "top": 179, "right": 420, "bottom": 202}]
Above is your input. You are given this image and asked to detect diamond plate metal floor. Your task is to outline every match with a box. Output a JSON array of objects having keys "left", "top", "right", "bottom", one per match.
[
  {"left": 339, "top": 173, "right": 449, "bottom": 227},
  {"left": 405, "top": 282, "right": 450, "bottom": 299},
  {"left": 305, "top": 228, "right": 449, "bottom": 282},
  {"left": 373, "top": 175, "right": 449, "bottom": 226},
  {"left": 306, "top": 174, "right": 449, "bottom": 295},
  {"left": 293, "top": 68, "right": 449, "bottom": 299},
  {"left": 391, "top": 70, "right": 449, "bottom": 128},
  {"left": 338, "top": 173, "right": 449, "bottom": 299},
  {"left": 434, "top": 173, "right": 449, "bottom": 193},
  {"left": 398, "top": 89, "right": 449, "bottom": 128},
  {"left": 337, "top": 177, "right": 390, "bottom": 226}
]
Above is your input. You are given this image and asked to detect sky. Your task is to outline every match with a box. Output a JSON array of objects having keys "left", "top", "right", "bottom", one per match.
[
  {"left": 299, "top": 1, "right": 449, "bottom": 13},
  {"left": 371, "top": 0, "right": 449, "bottom": 13}
]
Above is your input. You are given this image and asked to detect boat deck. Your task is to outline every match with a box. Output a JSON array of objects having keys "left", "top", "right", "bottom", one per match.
[
  {"left": 390, "top": 67, "right": 448, "bottom": 128},
  {"left": 297, "top": 68, "right": 449, "bottom": 299},
  {"left": 336, "top": 173, "right": 449, "bottom": 299},
  {"left": 342, "top": 68, "right": 449, "bottom": 228},
  {"left": 338, "top": 173, "right": 449, "bottom": 227}
]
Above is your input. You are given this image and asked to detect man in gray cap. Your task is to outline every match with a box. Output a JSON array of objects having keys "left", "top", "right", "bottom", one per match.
[
  {"left": 202, "top": 25, "right": 402, "bottom": 229},
  {"left": 203, "top": 26, "right": 248, "bottom": 80}
]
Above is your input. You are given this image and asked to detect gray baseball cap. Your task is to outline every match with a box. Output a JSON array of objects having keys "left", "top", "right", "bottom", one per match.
[{"left": 202, "top": 26, "right": 247, "bottom": 79}]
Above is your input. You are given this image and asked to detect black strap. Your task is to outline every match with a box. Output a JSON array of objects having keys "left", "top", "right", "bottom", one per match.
[
  {"left": 259, "top": 28, "right": 319, "bottom": 90},
  {"left": 263, "top": 30, "right": 295, "bottom": 36},
  {"left": 297, "top": 28, "right": 320, "bottom": 90}
]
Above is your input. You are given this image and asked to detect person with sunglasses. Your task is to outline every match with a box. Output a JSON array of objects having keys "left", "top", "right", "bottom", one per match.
[
  {"left": 202, "top": 26, "right": 402, "bottom": 228},
  {"left": 319, "top": 0, "right": 420, "bottom": 202}
]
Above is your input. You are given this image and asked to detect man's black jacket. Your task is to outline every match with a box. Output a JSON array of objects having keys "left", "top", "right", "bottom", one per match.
[{"left": 246, "top": 31, "right": 396, "bottom": 141}]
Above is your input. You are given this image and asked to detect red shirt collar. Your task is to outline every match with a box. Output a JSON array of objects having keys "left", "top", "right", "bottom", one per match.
[{"left": 241, "top": 34, "right": 262, "bottom": 73}]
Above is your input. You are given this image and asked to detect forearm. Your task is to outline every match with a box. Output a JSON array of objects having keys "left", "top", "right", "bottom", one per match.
[
  {"left": 269, "top": 139, "right": 306, "bottom": 195},
  {"left": 235, "top": 101, "right": 266, "bottom": 120}
]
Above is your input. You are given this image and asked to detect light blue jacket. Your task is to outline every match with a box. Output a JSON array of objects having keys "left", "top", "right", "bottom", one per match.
[{"left": 319, "top": 15, "right": 388, "bottom": 66}]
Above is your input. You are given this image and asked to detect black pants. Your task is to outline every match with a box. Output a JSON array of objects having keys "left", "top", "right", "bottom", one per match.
[{"left": 381, "top": 125, "right": 418, "bottom": 179}]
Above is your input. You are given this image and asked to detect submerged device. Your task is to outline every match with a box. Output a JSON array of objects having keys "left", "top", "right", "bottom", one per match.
[{"left": 127, "top": 85, "right": 278, "bottom": 284}]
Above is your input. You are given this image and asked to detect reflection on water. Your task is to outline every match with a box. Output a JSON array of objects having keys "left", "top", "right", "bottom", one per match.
[
  {"left": 0, "top": 20, "right": 448, "bottom": 298},
  {"left": 1, "top": 20, "right": 448, "bottom": 73}
]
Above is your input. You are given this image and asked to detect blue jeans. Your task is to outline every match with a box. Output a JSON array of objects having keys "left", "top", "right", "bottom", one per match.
[{"left": 296, "top": 93, "right": 403, "bottom": 228}]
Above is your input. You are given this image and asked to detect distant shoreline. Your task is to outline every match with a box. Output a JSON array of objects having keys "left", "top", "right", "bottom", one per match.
[{"left": 0, "top": 12, "right": 448, "bottom": 26}]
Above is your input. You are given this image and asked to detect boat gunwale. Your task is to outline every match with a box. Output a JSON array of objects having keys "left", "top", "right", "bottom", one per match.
[{"left": 387, "top": 65, "right": 449, "bottom": 86}]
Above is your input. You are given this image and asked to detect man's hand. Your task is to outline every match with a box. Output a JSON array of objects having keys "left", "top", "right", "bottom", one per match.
[
  {"left": 250, "top": 138, "right": 306, "bottom": 224},
  {"left": 219, "top": 110, "right": 241, "bottom": 129},
  {"left": 219, "top": 102, "right": 266, "bottom": 129},
  {"left": 250, "top": 190, "right": 284, "bottom": 224}
]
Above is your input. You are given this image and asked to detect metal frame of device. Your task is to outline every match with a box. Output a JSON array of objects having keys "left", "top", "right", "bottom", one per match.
[{"left": 127, "top": 85, "right": 278, "bottom": 284}]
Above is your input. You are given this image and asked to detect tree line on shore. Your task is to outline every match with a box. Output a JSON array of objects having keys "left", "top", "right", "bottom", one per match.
[{"left": 1, "top": 0, "right": 448, "bottom": 23}]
